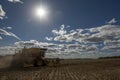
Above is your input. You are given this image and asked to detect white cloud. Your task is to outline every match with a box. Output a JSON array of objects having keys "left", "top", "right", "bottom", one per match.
[
  {"left": 107, "top": 18, "right": 117, "bottom": 25},
  {"left": 45, "top": 21, "right": 120, "bottom": 57},
  {"left": 102, "top": 45, "right": 120, "bottom": 51},
  {"left": 7, "top": 27, "right": 12, "bottom": 29},
  {"left": 104, "top": 40, "right": 120, "bottom": 45},
  {"left": 67, "top": 44, "right": 97, "bottom": 51},
  {"left": 8, "top": 0, "right": 23, "bottom": 4},
  {"left": 52, "top": 25, "right": 67, "bottom": 36},
  {"left": 54, "top": 35, "right": 73, "bottom": 42},
  {"left": 5, "top": 27, "right": 12, "bottom": 30},
  {"left": 3, "top": 27, "right": 12, "bottom": 30},
  {"left": 50, "top": 24, "right": 120, "bottom": 43},
  {"left": 45, "top": 37, "right": 53, "bottom": 41},
  {"left": 102, "top": 39, "right": 120, "bottom": 51},
  {"left": 67, "top": 44, "right": 81, "bottom": 49},
  {"left": 13, "top": 40, "right": 98, "bottom": 58},
  {"left": 85, "top": 25, "right": 120, "bottom": 43},
  {"left": 0, "top": 28, "right": 21, "bottom": 40},
  {"left": 15, "top": 40, "right": 55, "bottom": 48},
  {"left": 15, "top": 40, "right": 38, "bottom": 47},
  {"left": 1, "top": 20, "right": 120, "bottom": 58},
  {"left": 51, "top": 25, "right": 73, "bottom": 42},
  {"left": 0, "top": 5, "right": 6, "bottom": 19},
  {"left": 0, "top": 36, "right": 2, "bottom": 40},
  {"left": 0, "top": 28, "right": 10, "bottom": 36},
  {"left": 85, "top": 44, "right": 98, "bottom": 51},
  {"left": 9, "top": 32, "right": 21, "bottom": 40}
]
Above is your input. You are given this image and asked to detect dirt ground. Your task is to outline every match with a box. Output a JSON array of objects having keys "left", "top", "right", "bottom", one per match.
[{"left": 0, "top": 59, "right": 120, "bottom": 80}]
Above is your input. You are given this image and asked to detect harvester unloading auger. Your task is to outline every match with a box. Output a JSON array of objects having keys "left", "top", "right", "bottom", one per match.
[{"left": 11, "top": 47, "right": 48, "bottom": 67}]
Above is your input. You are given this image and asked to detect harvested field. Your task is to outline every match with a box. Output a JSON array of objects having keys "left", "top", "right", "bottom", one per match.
[{"left": 0, "top": 59, "right": 120, "bottom": 80}]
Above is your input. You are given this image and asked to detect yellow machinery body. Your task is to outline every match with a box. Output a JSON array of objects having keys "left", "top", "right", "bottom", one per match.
[{"left": 11, "top": 48, "right": 47, "bottom": 67}]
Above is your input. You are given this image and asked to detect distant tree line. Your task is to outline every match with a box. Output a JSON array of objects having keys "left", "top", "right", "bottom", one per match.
[{"left": 99, "top": 56, "right": 120, "bottom": 59}]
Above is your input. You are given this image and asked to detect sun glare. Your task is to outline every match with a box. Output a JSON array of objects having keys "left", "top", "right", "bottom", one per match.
[{"left": 34, "top": 6, "right": 47, "bottom": 19}]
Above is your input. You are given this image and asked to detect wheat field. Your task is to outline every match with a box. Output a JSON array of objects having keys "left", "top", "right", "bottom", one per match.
[{"left": 0, "top": 59, "right": 120, "bottom": 80}]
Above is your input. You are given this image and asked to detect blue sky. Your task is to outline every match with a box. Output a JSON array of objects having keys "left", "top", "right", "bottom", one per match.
[{"left": 0, "top": 0, "right": 120, "bottom": 58}]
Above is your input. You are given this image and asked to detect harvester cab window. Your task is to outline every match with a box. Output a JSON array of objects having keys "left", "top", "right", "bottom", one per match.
[
  {"left": 40, "top": 48, "right": 47, "bottom": 57},
  {"left": 40, "top": 50, "right": 45, "bottom": 57}
]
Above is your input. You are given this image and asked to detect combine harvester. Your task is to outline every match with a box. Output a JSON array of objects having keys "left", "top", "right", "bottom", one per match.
[{"left": 11, "top": 47, "right": 48, "bottom": 67}]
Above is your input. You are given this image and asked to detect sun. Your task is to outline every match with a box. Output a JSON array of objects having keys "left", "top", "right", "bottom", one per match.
[{"left": 34, "top": 6, "right": 47, "bottom": 19}]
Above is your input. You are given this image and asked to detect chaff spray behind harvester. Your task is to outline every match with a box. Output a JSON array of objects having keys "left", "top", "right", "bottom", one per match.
[{"left": 11, "top": 47, "right": 48, "bottom": 67}]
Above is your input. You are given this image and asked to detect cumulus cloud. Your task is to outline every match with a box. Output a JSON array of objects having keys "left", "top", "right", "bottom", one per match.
[
  {"left": 45, "top": 37, "right": 53, "bottom": 41},
  {"left": 45, "top": 19, "right": 120, "bottom": 54},
  {"left": 15, "top": 40, "right": 55, "bottom": 48},
  {"left": 83, "top": 25, "right": 120, "bottom": 43},
  {"left": 104, "top": 40, "right": 120, "bottom": 45},
  {"left": 1, "top": 19, "right": 120, "bottom": 58},
  {"left": 52, "top": 25, "right": 67, "bottom": 36},
  {"left": 50, "top": 25, "right": 88, "bottom": 42},
  {"left": 85, "top": 45, "right": 98, "bottom": 51},
  {"left": 14, "top": 40, "right": 98, "bottom": 58},
  {"left": 102, "top": 39, "right": 120, "bottom": 51},
  {"left": 68, "top": 44, "right": 97, "bottom": 52},
  {"left": 107, "top": 18, "right": 117, "bottom": 25},
  {"left": 0, "top": 5, "right": 6, "bottom": 19},
  {"left": 47, "top": 22, "right": 120, "bottom": 44},
  {"left": 8, "top": 0, "right": 23, "bottom": 4},
  {"left": 102, "top": 45, "right": 120, "bottom": 51},
  {"left": 15, "top": 40, "right": 38, "bottom": 47},
  {"left": 0, "top": 28, "right": 21, "bottom": 40},
  {"left": 67, "top": 44, "right": 81, "bottom": 49},
  {"left": 46, "top": 44, "right": 97, "bottom": 58},
  {"left": 51, "top": 25, "right": 74, "bottom": 42},
  {"left": 54, "top": 35, "right": 73, "bottom": 42}
]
